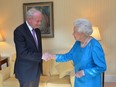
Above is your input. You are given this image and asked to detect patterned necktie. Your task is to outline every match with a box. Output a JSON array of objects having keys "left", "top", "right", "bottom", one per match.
[{"left": 32, "top": 29, "right": 38, "bottom": 48}]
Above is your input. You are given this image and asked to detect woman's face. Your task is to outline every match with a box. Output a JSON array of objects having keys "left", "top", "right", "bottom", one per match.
[{"left": 73, "top": 26, "right": 82, "bottom": 41}]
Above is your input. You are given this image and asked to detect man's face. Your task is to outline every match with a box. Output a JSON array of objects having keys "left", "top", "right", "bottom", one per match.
[{"left": 29, "top": 13, "right": 42, "bottom": 29}]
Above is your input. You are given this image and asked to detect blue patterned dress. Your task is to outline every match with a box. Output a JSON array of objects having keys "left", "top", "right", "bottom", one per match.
[{"left": 56, "top": 38, "right": 107, "bottom": 87}]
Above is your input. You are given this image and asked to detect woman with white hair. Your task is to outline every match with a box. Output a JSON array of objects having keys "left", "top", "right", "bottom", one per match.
[{"left": 42, "top": 18, "right": 107, "bottom": 87}]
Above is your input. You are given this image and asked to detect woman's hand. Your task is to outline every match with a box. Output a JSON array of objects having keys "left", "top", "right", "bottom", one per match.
[{"left": 75, "top": 70, "right": 85, "bottom": 78}]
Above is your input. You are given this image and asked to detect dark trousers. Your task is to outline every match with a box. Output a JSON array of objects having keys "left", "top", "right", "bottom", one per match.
[{"left": 18, "top": 75, "right": 40, "bottom": 87}]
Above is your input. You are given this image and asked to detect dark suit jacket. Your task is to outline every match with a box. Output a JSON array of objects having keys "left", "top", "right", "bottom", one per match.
[{"left": 14, "top": 22, "right": 42, "bottom": 81}]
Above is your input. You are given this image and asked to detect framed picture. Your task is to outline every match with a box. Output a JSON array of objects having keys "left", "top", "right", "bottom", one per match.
[{"left": 23, "top": 2, "right": 54, "bottom": 38}]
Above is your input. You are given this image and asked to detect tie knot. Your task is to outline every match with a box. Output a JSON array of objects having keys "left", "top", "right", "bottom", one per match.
[
  {"left": 32, "top": 29, "right": 35, "bottom": 32},
  {"left": 32, "top": 29, "right": 36, "bottom": 35}
]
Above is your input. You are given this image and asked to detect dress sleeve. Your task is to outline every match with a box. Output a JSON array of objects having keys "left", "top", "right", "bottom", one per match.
[
  {"left": 84, "top": 41, "right": 107, "bottom": 77},
  {"left": 56, "top": 41, "right": 78, "bottom": 62}
]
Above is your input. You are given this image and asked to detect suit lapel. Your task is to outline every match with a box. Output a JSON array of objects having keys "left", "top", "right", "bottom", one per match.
[{"left": 24, "top": 23, "right": 38, "bottom": 49}]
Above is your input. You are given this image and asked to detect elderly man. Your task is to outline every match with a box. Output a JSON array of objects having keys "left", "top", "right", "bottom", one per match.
[{"left": 14, "top": 8, "right": 43, "bottom": 87}]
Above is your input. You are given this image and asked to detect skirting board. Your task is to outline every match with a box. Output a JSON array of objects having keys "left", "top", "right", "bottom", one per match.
[{"left": 105, "top": 75, "right": 116, "bottom": 82}]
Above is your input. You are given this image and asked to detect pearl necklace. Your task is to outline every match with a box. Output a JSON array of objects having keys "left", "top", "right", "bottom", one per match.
[{"left": 81, "top": 36, "right": 91, "bottom": 47}]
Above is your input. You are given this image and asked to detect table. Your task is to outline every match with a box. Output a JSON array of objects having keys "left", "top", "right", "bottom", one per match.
[
  {"left": 102, "top": 72, "right": 105, "bottom": 87},
  {"left": 0, "top": 57, "right": 8, "bottom": 70}
]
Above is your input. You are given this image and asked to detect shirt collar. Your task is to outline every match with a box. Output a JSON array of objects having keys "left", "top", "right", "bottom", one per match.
[{"left": 26, "top": 21, "right": 33, "bottom": 31}]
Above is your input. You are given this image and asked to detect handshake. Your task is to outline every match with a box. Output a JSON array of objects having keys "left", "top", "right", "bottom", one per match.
[{"left": 42, "top": 52, "right": 56, "bottom": 61}]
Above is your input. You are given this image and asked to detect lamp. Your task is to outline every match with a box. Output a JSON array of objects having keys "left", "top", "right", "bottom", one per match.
[
  {"left": 0, "top": 33, "right": 3, "bottom": 59},
  {"left": 91, "top": 27, "right": 101, "bottom": 40},
  {"left": 0, "top": 33, "right": 3, "bottom": 41}
]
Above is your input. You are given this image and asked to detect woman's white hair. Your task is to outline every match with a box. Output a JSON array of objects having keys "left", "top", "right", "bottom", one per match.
[
  {"left": 74, "top": 18, "right": 93, "bottom": 36},
  {"left": 26, "top": 8, "right": 42, "bottom": 19}
]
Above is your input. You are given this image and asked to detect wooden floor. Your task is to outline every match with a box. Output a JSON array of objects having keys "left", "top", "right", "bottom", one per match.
[{"left": 104, "top": 82, "right": 116, "bottom": 87}]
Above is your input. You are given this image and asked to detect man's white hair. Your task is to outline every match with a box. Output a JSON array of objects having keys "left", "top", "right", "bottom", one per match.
[
  {"left": 74, "top": 18, "right": 93, "bottom": 36},
  {"left": 26, "top": 8, "right": 42, "bottom": 19}
]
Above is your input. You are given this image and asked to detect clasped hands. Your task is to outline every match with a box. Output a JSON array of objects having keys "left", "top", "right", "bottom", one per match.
[{"left": 42, "top": 52, "right": 56, "bottom": 61}]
